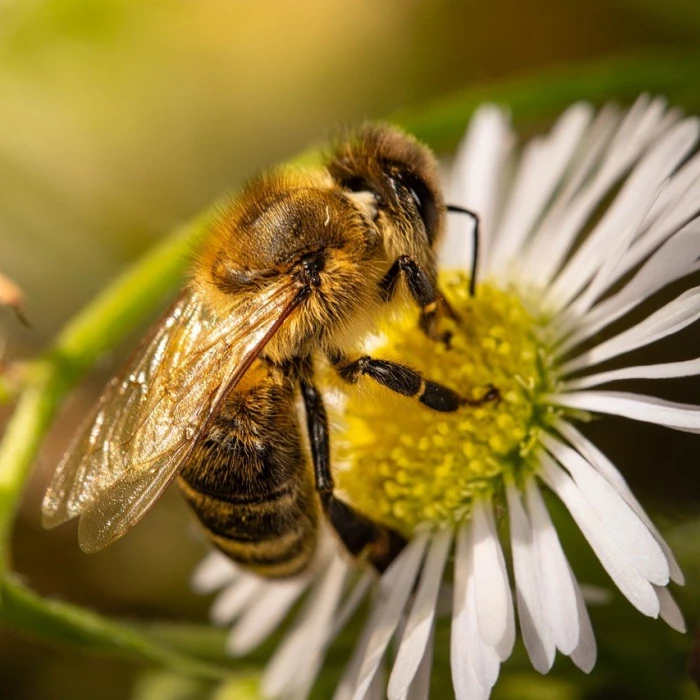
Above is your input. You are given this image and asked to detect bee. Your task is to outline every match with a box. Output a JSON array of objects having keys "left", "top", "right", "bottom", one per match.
[{"left": 42, "top": 125, "right": 494, "bottom": 577}]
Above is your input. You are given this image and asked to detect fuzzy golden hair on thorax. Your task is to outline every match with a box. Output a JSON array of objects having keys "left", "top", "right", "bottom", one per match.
[{"left": 191, "top": 163, "right": 387, "bottom": 362}]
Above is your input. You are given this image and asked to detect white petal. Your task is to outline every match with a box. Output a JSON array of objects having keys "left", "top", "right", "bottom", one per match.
[
  {"left": 541, "top": 433, "right": 669, "bottom": 586},
  {"left": 522, "top": 103, "right": 622, "bottom": 286},
  {"left": 331, "top": 572, "right": 374, "bottom": 637},
  {"left": 549, "top": 117, "right": 699, "bottom": 312},
  {"left": 351, "top": 534, "right": 429, "bottom": 700},
  {"left": 490, "top": 103, "right": 593, "bottom": 274},
  {"left": 604, "top": 95, "right": 669, "bottom": 168},
  {"left": 365, "top": 664, "right": 386, "bottom": 700},
  {"left": 569, "top": 569, "right": 597, "bottom": 673},
  {"left": 559, "top": 218, "right": 700, "bottom": 353},
  {"left": 539, "top": 453, "right": 660, "bottom": 617},
  {"left": 506, "top": 482, "right": 556, "bottom": 672},
  {"left": 524, "top": 479, "right": 581, "bottom": 654},
  {"left": 228, "top": 576, "right": 309, "bottom": 655},
  {"left": 471, "top": 499, "right": 515, "bottom": 658},
  {"left": 262, "top": 556, "right": 350, "bottom": 698},
  {"left": 531, "top": 95, "right": 669, "bottom": 296},
  {"left": 332, "top": 574, "right": 388, "bottom": 700},
  {"left": 608, "top": 149, "right": 700, "bottom": 283},
  {"left": 655, "top": 586, "right": 687, "bottom": 633},
  {"left": 191, "top": 550, "right": 239, "bottom": 594},
  {"left": 562, "top": 357, "right": 700, "bottom": 390},
  {"left": 566, "top": 179, "right": 667, "bottom": 319},
  {"left": 388, "top": 529, "right": 451, "bottom": 700},
  {"left": 334, "top": 616, "right": 374, "bottom": 700},
  {"left": 451, "top": 524, "right": 500, "bottom": 696},
  {"left": 550, "top": 390, "right": 700, "bottom": 434},
  {"left": 560, "top": 286, "right": 700, "bottom": 374},
  {"left": 402, "top": 629, "right": 434, "bottom": 700},
  {"left": 445, "top": 105, "right": 513, "bottom": 275},
  {"left": 553, "top": 420, "right": 684, "bottom": 585},
  {"left": 466, "top": 552, "right": 502, "bottom": 692},
  {"left": 209, "top": 575, "right": 263, "bottom": 626},
  {"left": 451, "top": 524, "right": 471, "bottom": 697}
]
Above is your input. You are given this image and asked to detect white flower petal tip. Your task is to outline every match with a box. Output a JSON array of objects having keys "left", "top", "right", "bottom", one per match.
[
  {"left": 451, "top": 524, "right": 502, "bottom": 698},
  {"left": 656, "top": 586, "right": 687, "bottom": 633},
  {"left": 226, "top": 577, "right": 308, "bottom": 656},
  {"left": 471, "top": 500, "right": 515, "bottom": 658},
  {"left": 190, "top": 98, "right": 696, "bottom": 699},
  {"left": 569, "top": 578, "right": 597, "bottom": 674},
  {"left": 541, "top": 434, "right": 670, "bottom": 587},
  {"left": 209, "top": 574, "right": 263, "bottom": 627},
  {"left": 190, "top": 550, "right": 238, "bottom": 594},
  {"left": 523, "top": 480, "right": 580, "bottom": 655}
]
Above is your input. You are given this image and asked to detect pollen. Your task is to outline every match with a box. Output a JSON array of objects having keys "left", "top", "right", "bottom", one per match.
[{"left": 335, "top": 271, "right": 559, "bottom": 537}]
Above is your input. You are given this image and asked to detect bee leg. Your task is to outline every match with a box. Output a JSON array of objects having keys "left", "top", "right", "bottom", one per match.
[
  {"left": 331, "top": 353, "right": 499, "bottom": 412},
  {"left": 379, "top": 255, "right": 454, "bottom": 343},
  {"left": 323, "top": 495, "right": 406, "bottom": 574},
  {"left": 418, "top": 296, "right": 456, "bottom": 346},
  {"left": 299, "top": 377, "right": 406, "bottom": 573}
]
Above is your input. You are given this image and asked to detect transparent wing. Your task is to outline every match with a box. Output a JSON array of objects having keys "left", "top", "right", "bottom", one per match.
[{"left": 42, "top": 280, "right": 303, "bottom": 552}]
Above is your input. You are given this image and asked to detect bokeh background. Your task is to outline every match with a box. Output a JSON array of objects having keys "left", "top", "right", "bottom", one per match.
[{"left": 1, "top": 1, "right": 699, "bottom": 698}]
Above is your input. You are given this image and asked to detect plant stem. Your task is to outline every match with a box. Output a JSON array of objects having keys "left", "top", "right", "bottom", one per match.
[
  {"left": 398, "top": 50, "right": 700, "bottom": 150},
  {"left": 1, "top": 576, "right": 230, "bottom": 680}
]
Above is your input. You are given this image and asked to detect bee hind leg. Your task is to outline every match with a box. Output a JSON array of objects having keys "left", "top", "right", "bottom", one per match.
[
  {"left": 299, "top": 376, "right": 406, "bottom": 573},
  {"left": 322, "top": 494, "right": 406, "bottom": 574}
]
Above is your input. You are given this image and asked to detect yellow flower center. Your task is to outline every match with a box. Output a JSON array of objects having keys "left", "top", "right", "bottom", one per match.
[{"left": 335, "top": 271, "right": 559, "bottom": 537}]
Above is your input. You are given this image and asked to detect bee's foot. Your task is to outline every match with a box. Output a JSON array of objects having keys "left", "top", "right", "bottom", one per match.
[{"left": 460, "top": 384, "right": 500, "bottom": 407}]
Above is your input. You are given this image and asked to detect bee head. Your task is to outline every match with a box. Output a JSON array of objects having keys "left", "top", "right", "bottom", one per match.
[{"left": 327, "top": 124, "right": 445, "bottom": 262}]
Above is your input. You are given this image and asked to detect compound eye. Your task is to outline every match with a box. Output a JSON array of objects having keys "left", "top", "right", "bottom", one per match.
[{"left": 398, "top": 171, "right": 433, "bottom": 230}]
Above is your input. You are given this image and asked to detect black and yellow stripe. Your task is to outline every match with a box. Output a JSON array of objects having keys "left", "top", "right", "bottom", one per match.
[{"left": 177, "top": 359, "right": 319, "bottom": 579}]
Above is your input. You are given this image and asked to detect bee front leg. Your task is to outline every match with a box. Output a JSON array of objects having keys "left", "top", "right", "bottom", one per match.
[
  {"left": 298, "top": 374, "right": 406, "bottom": 574},
  {"left": 379, "top": 255, "right": 455, "bottom": 343},
  {"left": 330, "top": 352, "right": 498, "bottom": 412}
]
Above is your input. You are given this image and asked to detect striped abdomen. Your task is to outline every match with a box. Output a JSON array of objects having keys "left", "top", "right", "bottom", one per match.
[{"left": 177, "top": 361, "right": 319, "bottom": 578}]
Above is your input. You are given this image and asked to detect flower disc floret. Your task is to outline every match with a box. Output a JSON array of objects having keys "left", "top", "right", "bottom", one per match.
[{"left": 336, "top": 271, "right": 558, "bottom": 536}]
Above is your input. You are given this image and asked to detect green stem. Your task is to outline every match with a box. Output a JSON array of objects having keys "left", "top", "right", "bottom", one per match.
[
  {"left": 397, "top": 50, "right": 700, "bottom": 150},
  {"left": 0, "top": 576, "right": 229, "bottom": 680}
]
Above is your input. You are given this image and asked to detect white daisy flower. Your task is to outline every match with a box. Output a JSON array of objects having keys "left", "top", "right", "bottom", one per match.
[{"left": 193, "top": 95, "right": 696, "bottom": 699}]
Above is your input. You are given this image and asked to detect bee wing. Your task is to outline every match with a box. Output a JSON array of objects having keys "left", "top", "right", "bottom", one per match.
[{"left": 42, "top": 280, "right": 304, "bottom": 552}]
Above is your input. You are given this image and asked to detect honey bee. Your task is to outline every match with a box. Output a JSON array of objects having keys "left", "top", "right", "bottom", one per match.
[{"left": 42, "top": 125, "right": 494, "bottom": 577}]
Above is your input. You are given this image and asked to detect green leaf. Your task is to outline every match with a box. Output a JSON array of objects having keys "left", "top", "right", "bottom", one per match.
[
  {"left": 211, "top": 674, "right": 261, "bottom": 700},
  {"left": 0, "top": 576, "right": 231, "bottom": 681},
  {"left": 130, "top": 670, "right": 215, "bottom": 700},
  {"left": 397, "top": 51, "right": 700, "bottom": 151}
]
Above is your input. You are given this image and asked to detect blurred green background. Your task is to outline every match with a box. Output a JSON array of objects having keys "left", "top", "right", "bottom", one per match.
[{"left": 1, "top": 0, "right": 699, "bottom": 698}]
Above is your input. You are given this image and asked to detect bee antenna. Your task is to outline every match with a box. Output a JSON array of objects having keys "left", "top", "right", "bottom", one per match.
[{"left": 446, "top": 205, "right": 480, "bottom": 297}]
